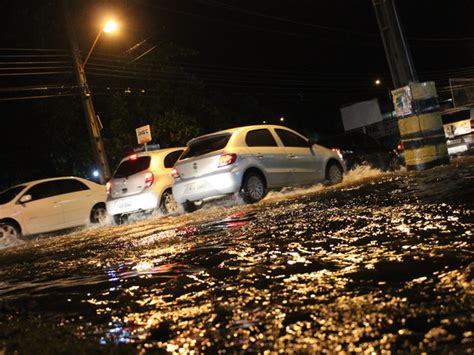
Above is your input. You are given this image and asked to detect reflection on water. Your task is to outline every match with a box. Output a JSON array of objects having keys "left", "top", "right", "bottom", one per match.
[{"left": 0, "top": 158, "right": 473, "bottom": 353}]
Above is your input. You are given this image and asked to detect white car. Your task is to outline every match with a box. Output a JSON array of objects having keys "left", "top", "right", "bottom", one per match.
[
  {"left": 172, "top": 125, "right": 344, "bottom": 212},
  {"left": 106, "top": 147, "right": 185, "bottom": 223},
  {"left": 0, "top": 176, "right": 107, "bottom": 239}
]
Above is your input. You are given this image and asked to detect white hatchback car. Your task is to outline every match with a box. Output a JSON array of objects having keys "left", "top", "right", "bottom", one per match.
[
  {"left": 106, "top": 147, "right": 185, "bottom": 223},
  {"left": 0, "top": 176, "right": 107, "bottom": 239},
  {"left": 172, "top": 125, "right": 344, "bottom": 212}
]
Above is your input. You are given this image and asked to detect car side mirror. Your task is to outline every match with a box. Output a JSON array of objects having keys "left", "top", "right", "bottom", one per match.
[
  {"left": 307, "top": 139, "right": 317, "bottom": 147},
  {"left": 19, "top": 194, "right": 32, "bottom": 204}
]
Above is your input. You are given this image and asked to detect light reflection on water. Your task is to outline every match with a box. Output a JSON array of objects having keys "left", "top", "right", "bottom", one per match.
[{"left": 0, "top": 158, "right": 472, "bottom": 352}]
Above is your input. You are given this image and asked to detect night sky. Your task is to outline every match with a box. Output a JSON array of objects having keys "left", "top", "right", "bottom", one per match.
[{"left": 1, "top": 0, "right": 473, "bottom": 186}]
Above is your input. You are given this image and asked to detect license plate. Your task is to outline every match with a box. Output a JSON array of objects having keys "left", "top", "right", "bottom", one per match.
[
  {"left": 118, "top": 201, "right": 132, "bottom": 209},
  {"left": 184, "top": 181, "right": 207, "bottom": 193},
  {"left": 448, "top": 145, "right": 468, "bottom": 154}
]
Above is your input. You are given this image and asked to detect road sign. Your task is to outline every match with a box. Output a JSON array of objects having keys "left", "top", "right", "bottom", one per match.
[{"left": 136, "top": 125, "right": 152, "bottom": 145}]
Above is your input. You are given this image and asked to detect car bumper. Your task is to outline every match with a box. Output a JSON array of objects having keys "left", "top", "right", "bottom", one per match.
[
  {"left": 106, "top": 191, "right": 159, "bottom": 216},
  {"left": 172, "top": 170, "right": 243, "bottom": 204}
]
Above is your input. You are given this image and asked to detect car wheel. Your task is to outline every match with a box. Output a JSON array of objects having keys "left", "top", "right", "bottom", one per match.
[
  {"left": 388, "top": 156, "right": 401, "bottom": 171},
  {"left": 241, "top": 172, "right": 267, "bottom": 203},
  {"left": 182, "top": 201, "right": 198, "bottom": 213},
  {"left": 90, "top": 205, "right": 107, "bottom": 224},
  {"left": 113, "top": 214, "right": 128, "bottom": 225},
  {"left": 0, "top": 221, "right": 21, "bottom": 241},
  {"left": 160, "top": 189, "right": 178, "bottom": 214},
  {"left": 326, "top": 161, "right": 343, "bottom": 185}
]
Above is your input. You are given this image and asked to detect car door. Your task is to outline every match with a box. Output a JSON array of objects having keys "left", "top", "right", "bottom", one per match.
[
  {"left": 56, "top": 178, "right": 93, "bottom": 228},
  {"left": 244, "top": 128, "right": 291, "bottom": 188},
  {"left": 18, "top": 181, "right": 65, "bottom": 234},
  {"left": 274, "top": 128, "right": 320, "bottom": 185}
]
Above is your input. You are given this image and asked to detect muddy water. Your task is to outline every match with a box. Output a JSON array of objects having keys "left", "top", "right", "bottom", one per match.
[{"left": 0, "top": 159, "right": 473, "bottom": 353}]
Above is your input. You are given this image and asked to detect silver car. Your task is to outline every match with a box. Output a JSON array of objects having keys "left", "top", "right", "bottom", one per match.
[
  {"left": 172, "top": 125, "right": 344, "bottom": 212},
  {"left": 106, "top": 147, "right": 185, "bottom": 223}
]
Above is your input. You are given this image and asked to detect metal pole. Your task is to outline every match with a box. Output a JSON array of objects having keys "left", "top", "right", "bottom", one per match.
[
  {"left": 82, "top": 30, "right": 102, "bottom": 69},
  {"left": 63, "top": 1, "right": 111, "bottom": 184}
]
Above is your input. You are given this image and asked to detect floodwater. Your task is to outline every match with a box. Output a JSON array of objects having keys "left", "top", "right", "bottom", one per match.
[{"left": 0, "top": 158, "right": 473, "bottom": 353}]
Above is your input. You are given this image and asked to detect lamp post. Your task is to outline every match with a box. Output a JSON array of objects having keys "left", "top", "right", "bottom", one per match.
[
  {"left": 83, "top": 20, "right": 118, "bottom": 69},
  {"left": 64, "top": 2, "right": 114, "bottom": 184}
]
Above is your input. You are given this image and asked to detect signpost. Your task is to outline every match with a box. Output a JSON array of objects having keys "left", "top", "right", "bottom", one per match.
[{"left": 136, "top": 124, "right": 152, "bottom": 151}]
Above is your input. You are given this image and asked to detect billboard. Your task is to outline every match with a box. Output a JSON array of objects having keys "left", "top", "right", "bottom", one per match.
[{"left": 340, "top": 99, "right": 383, "bottom": 132}]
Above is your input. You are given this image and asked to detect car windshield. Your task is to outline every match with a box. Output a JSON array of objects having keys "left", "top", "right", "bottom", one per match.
[
  {"left": 114, "top": 156, "right": 151, "bottom": 178},
  {"left": 0, "top": 185, "right": 26, "bottom": 205},
  {"left": 181, "top": 133, "right": 231, "bottom": 159}
]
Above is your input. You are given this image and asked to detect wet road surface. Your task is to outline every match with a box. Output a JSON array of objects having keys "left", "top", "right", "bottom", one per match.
[{"left": 0, "top": 158, "right": 473, "bottom": 353}]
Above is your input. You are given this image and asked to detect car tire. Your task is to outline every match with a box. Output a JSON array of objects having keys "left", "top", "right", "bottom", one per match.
[
  {"left": 241, "top": 172, "right": 267, "bottom": 203},
  {"left": 326, "top": 161, "right": 343, "bottom": 185},
  {"left": 0, "top": 221, "right": 21, "bottom": 241},
  {"left": 90, "top": 205, "right": 107, "bottom": 224},
  {"left": 388, "top": 156, "right": 401, "bottom": 171},
  {"left": 113, "top": 214, "right": 128, "bottom": 225},
  {"left": 160, "top": 189, "right": 178, "bottom": 215},
  {"left": 182, "top": 201, "right": 198, "bottom": 213}
]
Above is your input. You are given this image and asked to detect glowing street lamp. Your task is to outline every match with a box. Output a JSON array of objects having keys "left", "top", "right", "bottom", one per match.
[
  {"left": 82, "top": 20, "right": 118, "bottom": 69},
  {"left": 280, "top": 116, "right": 285, "bottom": 122},
  {"left": 375, "top": 79, "right": 381, "bottom": 85},
  {"left": 64, "top": 8, "right": 118, "bottom": 184},
  {"left": 103, "top": 20, "right": 118, "bottom": 33}
]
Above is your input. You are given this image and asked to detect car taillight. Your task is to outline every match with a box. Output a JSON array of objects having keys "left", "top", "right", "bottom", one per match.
[
  {"left": 397, "top": 143, "right": 404, "bottom": 151},
  {"left": 145, "top": 172, "right": 154, "bottom": 187},
  {"left": 129, "top": 154, "right": 138, "bottom": 160},
  {"left": 171, "top": 168, "right": 180, "bottom": 179},
  {"left": 106, "top": 181, "right": 112, "bottom": 195},
  {"left": 218, "top": 153, "right": 237, "bottom": 167}
]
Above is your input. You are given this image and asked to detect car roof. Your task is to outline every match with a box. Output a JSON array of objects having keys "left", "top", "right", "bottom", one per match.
[
  {"left": 187, "top": 124, "right": 292, "bottom": 145},
  {"left": 9, "top": 176, "right": 87, "bottom": 190},
  {"left": 120, "top": 147, "right": 186, "bottom": 161}
]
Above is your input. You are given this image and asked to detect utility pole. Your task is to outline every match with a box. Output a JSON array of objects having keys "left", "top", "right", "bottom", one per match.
[
  {"left": 372, "top": 0, "right": 418, "bottom": 87},
  {"left": 63, "top": 1, "right": 111, "bottom": 184},
  {"left": 373, "top": 0, "right": 449, "bottom": 171}
]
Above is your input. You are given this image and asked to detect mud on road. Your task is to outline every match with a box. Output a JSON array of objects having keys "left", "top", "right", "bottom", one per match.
[{"left": 0, "top": 158, "right": 473, "bottom": 353}]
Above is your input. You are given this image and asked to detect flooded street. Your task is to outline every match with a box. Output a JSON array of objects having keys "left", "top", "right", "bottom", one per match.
[{"left": 0, "top": 158, "right": 473, "bottom": 353}]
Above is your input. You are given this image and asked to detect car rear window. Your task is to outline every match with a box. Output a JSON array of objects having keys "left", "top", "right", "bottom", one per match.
[
  {"left": 0, "top": 185, "right": 26, "bottom": 205},
  {"left": 180, "top": 134, "right": 231, "bottom": 159},
  {"left": 114, "top": 156, "right": 151, "bottom": 178}
]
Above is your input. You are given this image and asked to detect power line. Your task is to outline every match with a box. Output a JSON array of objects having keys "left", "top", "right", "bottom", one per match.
[
  {"left": 195, "top": 0, "right": 380, "bottom": 37},
  {"left": 0, "top": 47, "right": 67, "bottom": 52},
  {"left": 0, "top": 66, "right": 72, "bottom": 71},
  {"left": 0, "top": 84, "right": 77, "bottom": 92},
  {"left": 0, "top": 54, "right": 69, "bottom": 58},
  {"left": 0, "top": 93, "right": 78, "bottom": 102},
  {"left": 0, "top": 71, "right": 73, "bottom": 76},
  {"left": 131, "top": 0, "right": 382, "bottom": 45},
  {"left": 0, "top": 61, "right": 71, "bottom": 65}
]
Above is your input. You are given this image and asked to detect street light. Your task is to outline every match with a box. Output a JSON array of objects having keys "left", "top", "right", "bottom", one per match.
[
  {"left": 64, "top": 3, "right": 114, "bottom": 184},
  {"left": 103, "top": 20, "right": 118, "bottom": 33},
  {"left": 280, "top": 116, "right": 285, "bottom": 122},
  {"left": 375, "top": 79, "right": 382, "bottom": 85},
  {"left": 83, "top": 20, "right": 118, "bottom": 69}
]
